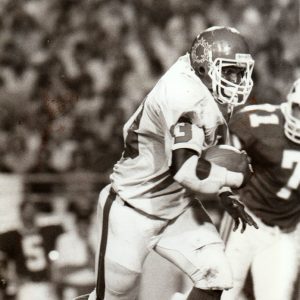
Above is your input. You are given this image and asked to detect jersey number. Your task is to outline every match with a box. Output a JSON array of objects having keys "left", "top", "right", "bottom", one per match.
[
  {"left": 123, "top": 103, "right": 145, "bottom": 159},
  {"left": 173, "top": 123, "right": 192, "bottom": 143},
  {"left": 276, "top": 150, "right": 300, "bottom": 200},
  {"left": 249, "top": 114, "right": 279, "bottom": 127},
  {"left": 22, "top": 235, "right": 47, "bottom": 272}
]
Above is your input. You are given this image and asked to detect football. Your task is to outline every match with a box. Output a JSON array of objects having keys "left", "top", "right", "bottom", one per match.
[{"left": 202, "top": 145, "right": 251, "bottom": 174}]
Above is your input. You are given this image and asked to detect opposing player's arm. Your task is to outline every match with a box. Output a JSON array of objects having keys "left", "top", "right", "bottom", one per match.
[{"left": 170, "top": 122, "right": 250, "bottom": 194}]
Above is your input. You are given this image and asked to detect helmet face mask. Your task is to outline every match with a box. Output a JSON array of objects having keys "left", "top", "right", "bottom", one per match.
[
  {"left": 209, "top": 55, "right": 254, "bottom": 106},
  {"left": 284, "top": 79, "right": 300, "bottom": 144},
  {"left": 190, "top": 26, "right": 254, "bottom": 109}
]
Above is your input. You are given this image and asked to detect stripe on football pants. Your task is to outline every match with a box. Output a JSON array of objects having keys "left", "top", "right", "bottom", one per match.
[{"left": 96, "top": 188, "right": 116, "bottom": 300}]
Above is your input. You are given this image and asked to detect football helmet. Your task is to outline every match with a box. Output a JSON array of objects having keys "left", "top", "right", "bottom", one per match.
[
  {"left": 284, "top": 78, "right": 300, "bottom": 144},
  {"left": 190, "top": 26, "right": 254, "bottom": 107}
]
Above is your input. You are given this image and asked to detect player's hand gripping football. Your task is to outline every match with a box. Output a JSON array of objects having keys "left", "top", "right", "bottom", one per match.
[{"left": 219, "top": 191, "right": 258, "bottom": 233}]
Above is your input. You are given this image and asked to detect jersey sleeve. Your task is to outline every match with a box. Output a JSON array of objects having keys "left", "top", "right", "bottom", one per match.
[
  {"left": 156, "top": 75, "right": 209, "bottom": 155},
  {"left": 171, "top": 122, "right": 204, "bottom": 155},
  {"left": 156, "top": 75, "right": 207, "bottom": 131}
]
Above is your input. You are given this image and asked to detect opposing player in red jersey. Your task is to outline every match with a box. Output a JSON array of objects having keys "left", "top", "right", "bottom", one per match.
[
  {"left": 82, "top": 26, "right": 257, "bottom": 300},
  {"left": 0, "top": 200, "right": 64, "bottom": 300},
  {"left": 221, "top": 79, "right": 300, "bottom": 300}
]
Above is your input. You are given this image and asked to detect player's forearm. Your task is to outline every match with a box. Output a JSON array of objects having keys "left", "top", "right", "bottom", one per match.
[{"left": 174, "top": 155, "right": 242, "bottom": 194}]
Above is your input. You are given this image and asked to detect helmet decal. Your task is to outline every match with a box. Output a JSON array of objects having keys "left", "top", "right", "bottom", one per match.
[{"left": 191, "top": 37, "right": 212, "bottom": 65}]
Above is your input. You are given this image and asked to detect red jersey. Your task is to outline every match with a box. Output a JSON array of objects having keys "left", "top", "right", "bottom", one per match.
[{"left": 229, "top": 104, "right": 300, "bottom": 230}]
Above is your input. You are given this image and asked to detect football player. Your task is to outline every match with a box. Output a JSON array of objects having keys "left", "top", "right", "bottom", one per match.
[
  {"left": 0, "top": 200, "right": 64, "bottom": 300},
  {"left": 85, "top": 26, "right": 257, "bottom": 300},
  {"left": 221, "top": 78, "right": 300, "bottom": 300}
]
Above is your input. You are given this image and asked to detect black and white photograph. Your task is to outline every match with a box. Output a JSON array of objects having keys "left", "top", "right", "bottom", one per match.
[{"left": 0, "top": 1, "right": 300, "bottom": 300}]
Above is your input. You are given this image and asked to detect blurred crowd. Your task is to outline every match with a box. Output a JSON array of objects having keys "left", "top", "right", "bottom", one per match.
[{"left": 0, "top": 0, "right": 299, "bottom": 175}]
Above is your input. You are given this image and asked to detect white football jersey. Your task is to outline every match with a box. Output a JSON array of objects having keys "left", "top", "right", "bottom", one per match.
[{"left": 111, "top": 54, "right": 225, "bottom": 219}]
